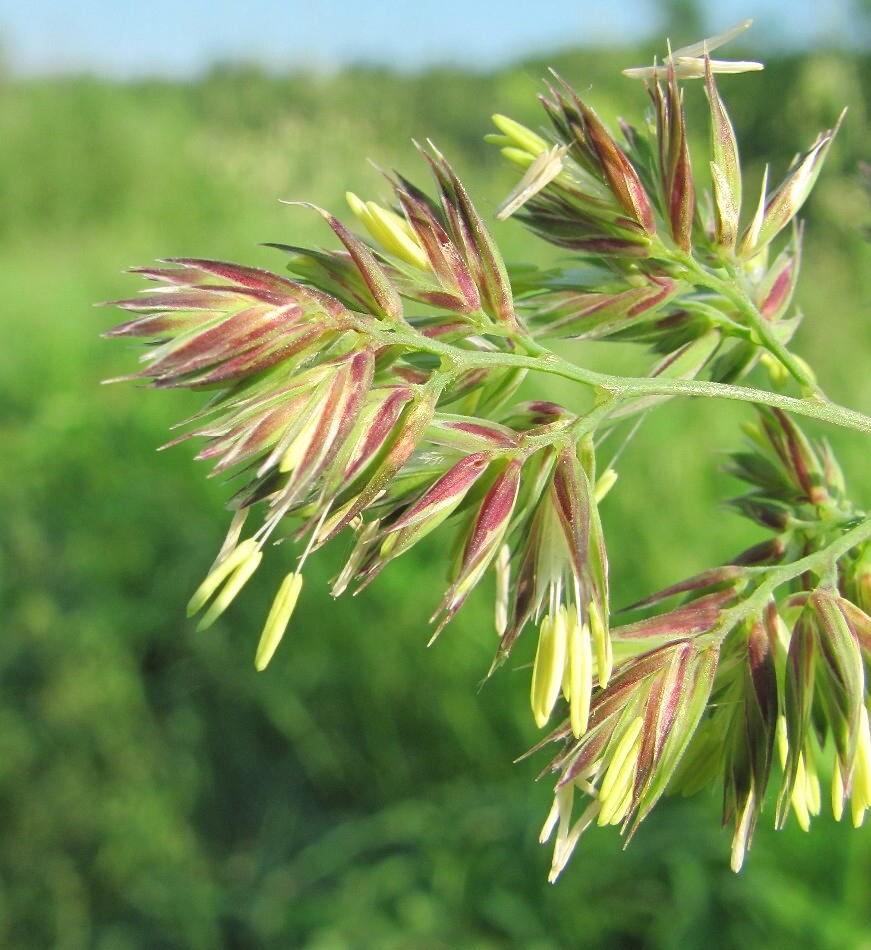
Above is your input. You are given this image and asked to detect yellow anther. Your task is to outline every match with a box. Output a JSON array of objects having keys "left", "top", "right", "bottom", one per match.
[
  {"left": 531, "top": 611, "right": 568, "bottom": 728},
  {"left": 255, "top": 572, "right": 304, "bottom": 671},
  {"left": 597, "top": 716, "right": 644, "bottom": 824},
  {"left": 187, "top": 538, "right": 260, "bottom": 617}
]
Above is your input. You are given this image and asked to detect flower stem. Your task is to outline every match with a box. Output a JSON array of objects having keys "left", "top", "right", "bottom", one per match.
[
  {"left": 676, "top": 251, "right": 825, "bottom": 399},
  {"left": 709, "top": 515, "right": 871, "bottom": 644},
  {"left": 373, "top": 324, "right": 871, "bottom": 436}
]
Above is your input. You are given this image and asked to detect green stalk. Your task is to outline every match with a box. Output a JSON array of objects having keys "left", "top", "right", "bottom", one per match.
[
  {"left": 707, "top": 515, "right": 871, "bottom": 645},
  {"left": 676, "top": 251, "right": 825, "bottom": 399},
  {"left": 368, "top": 323, "right": 871, "bottom": 436}
]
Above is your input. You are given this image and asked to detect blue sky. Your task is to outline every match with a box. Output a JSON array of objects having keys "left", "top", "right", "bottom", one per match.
[{"left": 0, "top": 0, "right": 863, "bottom": 78}]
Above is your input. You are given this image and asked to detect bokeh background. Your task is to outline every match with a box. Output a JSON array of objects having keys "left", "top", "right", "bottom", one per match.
[{"left": 3, "top": 1, "right": 871, "bottom": 946}]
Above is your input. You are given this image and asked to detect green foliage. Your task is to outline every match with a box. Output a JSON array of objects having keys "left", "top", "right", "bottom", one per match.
[{"left": 2, "top": 45, "right": 871, "bottom": 947}]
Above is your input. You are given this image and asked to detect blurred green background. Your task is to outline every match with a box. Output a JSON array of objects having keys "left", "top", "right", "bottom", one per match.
[{"left": 3, "top": 31, "right": 871, "bottom": 950}]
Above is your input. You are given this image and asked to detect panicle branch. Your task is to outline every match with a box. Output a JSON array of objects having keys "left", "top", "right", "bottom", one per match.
[{"left": 104, "top": 20, "right": 871, "bottom": 881}]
